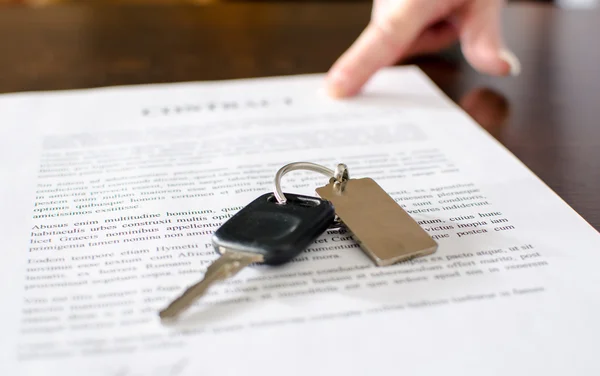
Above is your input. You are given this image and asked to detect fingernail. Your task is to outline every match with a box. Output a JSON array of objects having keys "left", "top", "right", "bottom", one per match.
[
  {"left": 326, "top": 69, "right": 350, "bottom": 98},
  {"left": 499, "top": 49, "right": 521, "bottom": 76}
]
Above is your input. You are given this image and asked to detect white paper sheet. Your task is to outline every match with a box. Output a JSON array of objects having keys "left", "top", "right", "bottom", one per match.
[{"left": 1, "top": 66, "right": 599, "bottom": 376}]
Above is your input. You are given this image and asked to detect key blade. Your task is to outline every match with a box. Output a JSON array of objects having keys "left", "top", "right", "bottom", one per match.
[{"left": 159, "top": 251, "right": 263, "bottom": 320}]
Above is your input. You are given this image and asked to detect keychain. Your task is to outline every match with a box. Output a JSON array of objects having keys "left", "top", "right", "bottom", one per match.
[{"left": 159, "top": 161, "right": 437, "bottom": 320}]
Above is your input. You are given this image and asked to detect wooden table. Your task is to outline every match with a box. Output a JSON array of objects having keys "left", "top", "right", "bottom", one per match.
[{"left": 0, "top": 2, "right": 598, "bottom": 230}]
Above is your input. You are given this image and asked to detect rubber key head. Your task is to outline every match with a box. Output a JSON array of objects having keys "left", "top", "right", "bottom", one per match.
[{"left": 211, "top": 193, "right": 335, "bottom": 265}]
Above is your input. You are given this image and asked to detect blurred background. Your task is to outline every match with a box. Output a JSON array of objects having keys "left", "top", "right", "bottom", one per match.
[{"left": 0, "top": 0, "right": 598, "bottom": 7}]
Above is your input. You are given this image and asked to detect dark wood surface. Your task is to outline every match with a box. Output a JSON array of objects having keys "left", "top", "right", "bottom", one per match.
[{"left": 0, "top": 2, "right": 598, "bottom": 230}]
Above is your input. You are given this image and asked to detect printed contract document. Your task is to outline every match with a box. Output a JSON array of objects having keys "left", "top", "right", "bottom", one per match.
[{"left": 1, "top": 66, "right": 599, "bottom": 375}]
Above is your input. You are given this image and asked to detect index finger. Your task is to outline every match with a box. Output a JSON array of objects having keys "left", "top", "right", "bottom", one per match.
[{"left": 326, "top": 0, "right": 432, "bottom": 98}]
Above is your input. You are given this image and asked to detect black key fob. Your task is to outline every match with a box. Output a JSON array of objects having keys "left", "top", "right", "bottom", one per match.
[{"left": 211, "top": 193, "right": 335, "bottom": 265}]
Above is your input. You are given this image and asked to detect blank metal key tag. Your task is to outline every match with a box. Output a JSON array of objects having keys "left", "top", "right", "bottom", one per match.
[
  {"left": 159, "top": 190, "right": 335, "bottom": 320},
  {"left": 316, "top": 176, "right": 437, "bottom": 266},
  {"left": 272, "top": 162, "right": 438, "bottom": 267},
  {"left": 315, "top": 164, "right": 437, "bottom": 266}
]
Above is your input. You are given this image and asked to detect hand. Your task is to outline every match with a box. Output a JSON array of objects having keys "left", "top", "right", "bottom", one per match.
[{"left": 325, "top": 0, "right": 521, "bottom": 98}]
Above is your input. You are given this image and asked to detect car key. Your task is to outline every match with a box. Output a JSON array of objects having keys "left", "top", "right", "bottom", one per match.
[{"left": 159, "top": 192, "right": 335, "bottom": 320}]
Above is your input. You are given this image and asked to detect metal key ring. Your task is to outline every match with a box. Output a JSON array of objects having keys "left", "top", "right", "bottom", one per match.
[{"left": 273, "top": 162, "right": 348, "bottom": 204}]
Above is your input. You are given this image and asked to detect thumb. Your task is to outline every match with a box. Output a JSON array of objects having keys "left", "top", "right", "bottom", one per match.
[
  {"left": 326, "top": 0, "right": 435, "bottom": 98},
  {"left": 459, "top": 0, "right": 521, "bottom": 76}
]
